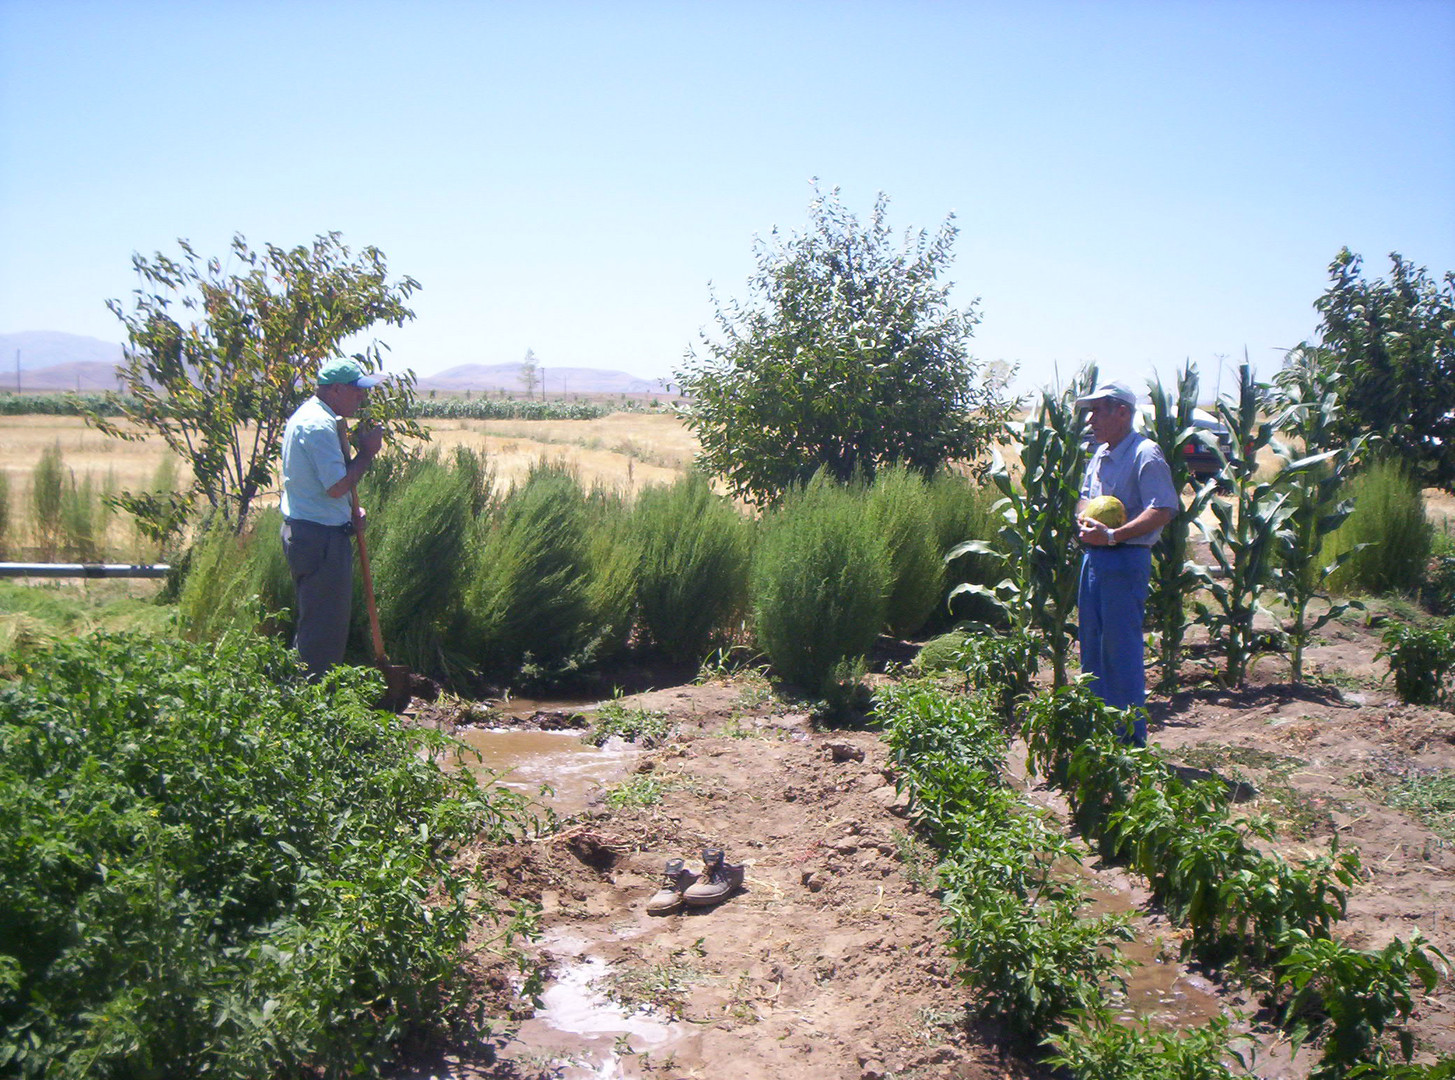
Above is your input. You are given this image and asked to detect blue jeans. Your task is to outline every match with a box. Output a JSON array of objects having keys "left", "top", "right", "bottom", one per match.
[{"left": 1078, "top": 545, "right": 1152, "bottom": 745}]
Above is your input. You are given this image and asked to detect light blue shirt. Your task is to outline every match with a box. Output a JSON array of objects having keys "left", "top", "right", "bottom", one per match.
[
  {"left": 280, "top": 395, "right": 350, "bottom": 526},
  {"left": 1081, "top": 431, "right": 1178, "bottom": 547}
]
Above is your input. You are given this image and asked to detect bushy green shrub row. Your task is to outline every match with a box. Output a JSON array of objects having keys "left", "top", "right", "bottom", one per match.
[
  {"left": 874, "top": 680, "right": 1242, "bottom": 1073},
  {"left": 179, "top": 457, "right": 999, "bottom": 692},
  {"left": 0, "top": 393, "right": 134, "bottom": 417},
  {"left": 0, "top": 631, "right": 530, "bottom": 1079},
  {"left": 1016, "top": 679, "right": 1447, "bottom": 1078}
]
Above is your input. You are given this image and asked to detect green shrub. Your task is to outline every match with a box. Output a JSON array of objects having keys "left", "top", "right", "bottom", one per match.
[
  {"left": 59, "top": 470, "right": 106, "bottom": 561},
  {"left": 582, "top": 487, "right": 640, "bottom": 665},
  {"left": 366, "top": 454, "right": 476, "bottom": 679},
  {"left": 178, "top": 514, "right": 295, "bottom": 644},
  {"left": 465, "top": 463, "right": 594, "bottom": 677},
  {"left": 866, "top": 464, "right": 943, "bottom": 636},
  {"left": 1324, "top": 459, "right": 1432, "bottom": 596},
  {"left": 751, "top": 472, "right": 890, "bottom": 693},
  {"left": 1378, "top": 619, "right": 1455, "bottom": 706},
  {"left": 0, "top": 630, "right": 528, "bottom": 1079},
  {"left": 0, "top": 472, "right": 10, "bottom": 558},
  {"left": 1044, "top": 1012, "right": 1243, "bottom": 1080},
  {"left": 927, "top": 470, "right": 1004, "bottom": 626},
  {"left": 30, "top": 442, "right": 64, "bottom": 559},
  {"left": 631, "top": 473, "right": 751, "bottom": 663}
]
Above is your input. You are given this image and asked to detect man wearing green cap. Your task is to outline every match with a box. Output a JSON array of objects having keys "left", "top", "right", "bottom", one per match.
[{"left": 280, "top": 359, "right": 385, "bottom": 677}]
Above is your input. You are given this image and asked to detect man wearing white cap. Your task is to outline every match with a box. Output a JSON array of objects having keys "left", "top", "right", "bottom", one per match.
[
  {"left": 279, "top": 359, "right": 385, "bottom": 677},
  {"left": 1075, "top": 381, "right": 1177, "bottom": 745}
]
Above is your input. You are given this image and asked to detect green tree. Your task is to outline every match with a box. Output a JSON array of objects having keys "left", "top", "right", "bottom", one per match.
[
  {"left": 90, "top": 233, "right": 423, "bottom": 530},
  {"left": 1313, "top": 248, "right": 1455, "bottom": 492},
  {"left": 675, "top": 185, "right": 1013, "bottom": 506}
]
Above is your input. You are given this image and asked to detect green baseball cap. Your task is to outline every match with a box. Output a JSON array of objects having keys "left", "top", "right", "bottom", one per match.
[{"left": 317, "top": 358, "right": 383, "bottom": 388}]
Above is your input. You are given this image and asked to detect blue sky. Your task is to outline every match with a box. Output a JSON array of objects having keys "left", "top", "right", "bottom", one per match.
[{"left": 2, "top": 0, "right": 1452, "bottom": 395}]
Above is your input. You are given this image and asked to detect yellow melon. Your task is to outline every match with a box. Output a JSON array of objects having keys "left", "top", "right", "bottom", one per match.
[{"left": 1082, "top": 495, "right": 1127, "bottom": 528}]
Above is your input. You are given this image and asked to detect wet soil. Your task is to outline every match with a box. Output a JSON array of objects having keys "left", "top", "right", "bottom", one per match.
[{"left": 403, "top": 613, "right": 1454, "bottom": 1080}]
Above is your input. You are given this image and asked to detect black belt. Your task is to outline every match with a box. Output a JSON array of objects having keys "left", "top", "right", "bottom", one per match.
[{"left": 286, "top": 517, "right": 355, "bottom": 537}]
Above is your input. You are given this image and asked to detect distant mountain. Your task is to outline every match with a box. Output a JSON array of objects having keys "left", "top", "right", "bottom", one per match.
[
  {"left": 417, "top": 362, "right": 666, "bottom": 395},
  {"left": 0, "top": 331, "right": 124, "bottom": 371}
]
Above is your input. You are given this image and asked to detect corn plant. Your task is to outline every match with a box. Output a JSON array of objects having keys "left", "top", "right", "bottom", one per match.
[
  {"left": 950, "top": 369, "right": 1094, "bottom": 687},
  {"left": 1195, "top": 362, "right": 1296, "bottom": 686},
  {"left": 1277, "top": 931, "right": 1448, "bottom": 1080},
  {"left": 1146, "top": 362, "right": 1219, "bottom": 691},
  {"left": 1271, "top": 352, "right": 1369, "bottom": 681}
]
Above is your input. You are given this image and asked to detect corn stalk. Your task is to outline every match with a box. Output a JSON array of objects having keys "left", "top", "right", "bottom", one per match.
[
  {"left": 949, "top": 370, "right": 1094, "bottom": 687},
  {"left": 1145, "top": 363, "right": 1219, "bottom": 691},
  {"left": 1271, "top": 348, "right": 1368, "bottom": 682},
  {"left": 1194, "top": 362, "right": 1296, "bottom": 686}
]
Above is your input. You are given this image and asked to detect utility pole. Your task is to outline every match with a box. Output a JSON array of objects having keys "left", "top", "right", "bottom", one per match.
[{"left": 14, "top": 349, "right": 19, "bottom": 393}]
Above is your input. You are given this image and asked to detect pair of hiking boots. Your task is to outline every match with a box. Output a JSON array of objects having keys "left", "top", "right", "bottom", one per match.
[{"left": 646, "top": 848, "right": 744, "bottom": 915}]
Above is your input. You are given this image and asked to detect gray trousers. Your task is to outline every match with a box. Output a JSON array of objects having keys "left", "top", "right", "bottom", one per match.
[{"left": 281, "top": 518, "right": 354, "bottom": 678}]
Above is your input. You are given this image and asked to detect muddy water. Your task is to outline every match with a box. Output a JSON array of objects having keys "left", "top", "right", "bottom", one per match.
[
  {"left": 455, "top": 728, "right": 640, "bottom": 817},
  {"left": 505, "top": 933, "right": 686, "bottom": 1079}
]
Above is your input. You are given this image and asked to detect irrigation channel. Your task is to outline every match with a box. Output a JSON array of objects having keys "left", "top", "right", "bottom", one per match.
[{"left": 418, "top": 687, "right": 1236, "bottom": 1080}]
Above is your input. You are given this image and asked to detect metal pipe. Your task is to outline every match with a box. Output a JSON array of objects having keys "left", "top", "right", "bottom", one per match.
[{"left": 0, "top": 563, "right": 172, "bottom": 579}]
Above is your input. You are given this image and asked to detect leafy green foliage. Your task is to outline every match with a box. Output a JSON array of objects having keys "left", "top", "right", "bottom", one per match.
[
  {"left": 177, "top": 510, "right": 295, "bottom": 644},
  {"left": 1377, "top": 619, "right": 1455, "bottom": 706},
  {"left": 1313, "top": 248, "right": 1455, "bottom": 493},
  {"left": 865, "top": 464, "right": 944, "bottom": 636},
  {"left": 1044, "top": 1012, "right": 1245, "bottom": 1080},
  {"left": 926, "top": 470, "right": 1005, "bottom": 628},
  {"left": 581, "top": 486, "right": 640, "bottom": 666},
  {"left": 955, "top": 629, "right": 1039, "bottom": 721},
  {"left": 1278, "top": 932, "right": 1448, "bottom": 1080},
  {"left": 1323, "top": 458, "right": 1432, "bottom": 597},
  {"left": 631, "top": 473, "right": 752, "bottom": 663},
  {"left": 750, "top": 473, "right": 890, "bottom": 693},
  {"left": 676, "top": 185, "right": 1012, "bottom": 506},
  {"left": 950, "top": 371, "right": 1094, "bottom": 686},
  {"left": 583, "top": 701, "right": 674, "bottom": 747},
  {"left": 874, "top": 682, "right": 1130, "bottom": 1041},
  {"left": 1146, "top": 362, "right": 1218, "bottom": 690},
  {"left": 365, "top": 451, "right": 480, "bottom": 679},
  {"left": 412, "top": 397, "right": 612, "bottom": 421},
  {"left": 30, "top": 442, "right": 64, "bottom": 560},
  {"left": 1271, "top": 348, "right": 1369, "bottom": 681},
  {"left": 465, "top": 463, "right": 595, "bottom": 678},
  {"left": 0, "top": 630, "right": 528, "bottom": 1079},
  {"left": 92, "top": 233, "right": 423, "bottom": 527},
  {"left": 1195, "top": 363, "right": 1296, "bottom": 686}
]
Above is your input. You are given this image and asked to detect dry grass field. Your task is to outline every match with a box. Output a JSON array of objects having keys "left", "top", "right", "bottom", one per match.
[{"left": 0, "top": 413, "right": 699, "bottom": 558}]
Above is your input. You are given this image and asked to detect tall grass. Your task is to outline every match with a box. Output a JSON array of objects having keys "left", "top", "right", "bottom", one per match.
[
  {"left": 178, "top": 511, "right": 294, "bottom": 643},
  {"left": 0, "top": 472, "right": 10, "bottom": 558},
  {"left": 1324, "top": 459, "right": 1432, "bottom": 596},
  {"left": 866, "top": 465, "right": 944, "bottom": 637},
  {"left": 31, "top": 442, "right": 65, "bottom": 559},
  {"left": 631, "top": 473, "right": 752, "bottom": 663},
  {"left": 464, "top": 462, "right": 595, "bottom": 677},
  {"left": 751, "top": 472, "right": 891, "bottom": 693},
  {"left": 366, "top": 454, "right": 478, "bottom": 679},
  {"left": 582, "top": 486, "right": 640, "bottom": 665}
]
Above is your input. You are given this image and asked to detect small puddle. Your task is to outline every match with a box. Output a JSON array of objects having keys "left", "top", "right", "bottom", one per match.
[
  {"left": 504, "top": 937, "right": 684, "bottom": 1078},
  {"left": 455, "top": 729, "right": 640, "bottom": 817},
  {"left": 1081, "top": 882, "right": 1225, "bottom": 1028}
]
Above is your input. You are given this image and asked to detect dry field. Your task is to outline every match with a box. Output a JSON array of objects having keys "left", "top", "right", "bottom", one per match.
[{"left": 0, "top": 413, "right": 697, "bottom": 557}]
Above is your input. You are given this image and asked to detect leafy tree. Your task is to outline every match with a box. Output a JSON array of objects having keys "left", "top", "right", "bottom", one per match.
[
  {"left": 90, "top": 233, "right": 423, "bottom": 531},
  {"left": 519, "top": 347, "right": 540, "bottom": 399},
  {"left": 676, "top": 185, "right": 1013, "bottom": 506},
  {"left": 1313, "top": 248, "right": 1455, "bottom": 492}
]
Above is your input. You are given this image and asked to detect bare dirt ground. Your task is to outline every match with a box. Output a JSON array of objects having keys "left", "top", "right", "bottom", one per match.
[{"left": 397, "top": 610, "right": 1454, "bottom": 1080}]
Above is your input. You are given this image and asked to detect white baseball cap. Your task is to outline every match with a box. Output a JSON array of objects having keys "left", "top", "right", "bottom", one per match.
[{"left": 1075, "top": 382, "right": 1137, "bottom": 408}]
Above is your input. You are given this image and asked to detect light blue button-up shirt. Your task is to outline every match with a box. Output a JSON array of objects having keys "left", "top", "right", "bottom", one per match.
[
  {"left": 280, "top": 395, "right": 351, "bottom": 526},
  {"left": 1080, "top": 431, "right": 1178, "bottom": 547}
]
